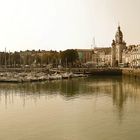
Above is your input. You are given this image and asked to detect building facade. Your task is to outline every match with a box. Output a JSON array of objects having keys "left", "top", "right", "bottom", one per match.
[
  {"left": 77, "top": 48, "right": 111, "bottom": 67},
  {"left": 76, "top": 49, "right": 93, "bottom": 63},
  {"left": 93, "top": 47, "right": 111, "bottom": 66},
  {"left": 122, "top": 45, "right": 140, "bottom": 67}
]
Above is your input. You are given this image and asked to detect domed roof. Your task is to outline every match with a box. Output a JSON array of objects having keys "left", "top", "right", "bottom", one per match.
[
  {"left": 115, "top": 26, "right": 123, "bottom": 43},
  {"left": 115, "top": 26, "right": 123, "bottom": 37}
]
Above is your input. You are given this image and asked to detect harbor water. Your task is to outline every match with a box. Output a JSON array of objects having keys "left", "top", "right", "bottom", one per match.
[{"left": 0, "top": 76, "right": 140, "bottom": 140}]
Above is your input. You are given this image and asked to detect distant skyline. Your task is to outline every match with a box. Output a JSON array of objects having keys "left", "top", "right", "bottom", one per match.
[{"left": 0, "top": 0, "right": 140, "bottom": 52}]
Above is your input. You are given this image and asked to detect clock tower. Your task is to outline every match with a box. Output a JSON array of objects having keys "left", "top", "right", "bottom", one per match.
[{"left": 111, "top": 26, "right": 126, "bottom": 67}]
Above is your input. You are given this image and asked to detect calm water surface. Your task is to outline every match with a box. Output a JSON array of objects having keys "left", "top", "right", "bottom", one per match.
[{"left": 0, "top": 76, "right": 140, "bottom": 140}]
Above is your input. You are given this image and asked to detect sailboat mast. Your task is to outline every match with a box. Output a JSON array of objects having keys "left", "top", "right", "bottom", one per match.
[{"left": 5, "top": 47, "right": 7, "bottom": 70}]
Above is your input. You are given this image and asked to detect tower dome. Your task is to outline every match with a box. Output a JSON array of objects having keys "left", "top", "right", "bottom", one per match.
[{"left": 115, "top": 26, "right": 123, "bottom": 44}]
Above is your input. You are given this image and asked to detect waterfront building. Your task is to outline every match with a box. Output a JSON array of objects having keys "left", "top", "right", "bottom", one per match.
[
  {"left": 111, "top": 26, "right": 126, "bottom": 67},
  {"left": 77, "top": 48, "right": 111, "bottom": 67},
  {"left": 111, "top": 26, "right": 140, "bottom": 68},
  {"left": 122, "top": 45, "right": 140, "bottom": 67},
  {"left": 77, "top": 26, "right": 140, "bottom": 68}
]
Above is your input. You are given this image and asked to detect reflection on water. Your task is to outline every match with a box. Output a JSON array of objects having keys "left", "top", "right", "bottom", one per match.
[
  {"left": 0, "top": 76, "right": 140, "bottom": 140},
  {"left": 0, "top": 76, "right": 139, "bottom": 109}
]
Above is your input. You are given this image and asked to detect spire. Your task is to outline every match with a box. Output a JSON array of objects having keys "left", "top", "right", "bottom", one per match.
[
  {"left": 118, "top": 22, "right": 120, "bottom": 27},
  {"left": 93, "top": 37, "right": 96, "bottom": 48},
  {"left": 91, "top": 37, "right": 96, "bottom": 49}
]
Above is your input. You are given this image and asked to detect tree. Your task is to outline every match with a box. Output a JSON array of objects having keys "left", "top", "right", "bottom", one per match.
[
  {"left": 13, "top": 52, "right": 21, "bottom": 66},
  {"left": 60, "top": 49, "right": 79, "bottom": 67}
]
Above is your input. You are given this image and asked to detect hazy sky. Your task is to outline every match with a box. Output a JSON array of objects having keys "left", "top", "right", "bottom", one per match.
[{"left": 0, "top": 0, "right": 139, "bottom": 52}]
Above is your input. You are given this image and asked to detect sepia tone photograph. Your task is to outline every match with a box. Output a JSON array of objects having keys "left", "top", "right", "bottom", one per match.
[{"left": 0, "top": 0, "right": 140, "bottom": 140}]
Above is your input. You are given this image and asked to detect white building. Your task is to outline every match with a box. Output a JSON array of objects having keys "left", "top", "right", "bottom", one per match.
[{"left": 122, "top": 45, "right": 140, "bottom": 67}]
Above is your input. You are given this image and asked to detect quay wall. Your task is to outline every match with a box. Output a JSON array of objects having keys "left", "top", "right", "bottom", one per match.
[
  {"left": 122, "top": 68, "right": 140, "bottom": 78},
  {"left": 70, "top": 68, "right": 122, "bottom": 76},
  {"left": 71, "top": 68, "right": 140, "bottom": 77}
]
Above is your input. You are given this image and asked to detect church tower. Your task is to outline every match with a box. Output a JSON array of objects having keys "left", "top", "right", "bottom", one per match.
[{"left": 111, "top": 26, "right": 126, "bottom": 67}]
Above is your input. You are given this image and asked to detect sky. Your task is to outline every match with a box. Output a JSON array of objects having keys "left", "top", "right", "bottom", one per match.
[{"left": 0, "top": 0, "right": 140, "bottom": 52}]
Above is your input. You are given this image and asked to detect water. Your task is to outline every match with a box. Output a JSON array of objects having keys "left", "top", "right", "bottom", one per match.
[{"left": 0, "top": 76, "right": 140, "bottom": 140}]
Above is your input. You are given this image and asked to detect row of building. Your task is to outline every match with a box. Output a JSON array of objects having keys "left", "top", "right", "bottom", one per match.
[
  {"left": 1, "top": 26, "right": 139, "bottom": 68},
  {"left": 77, "top": 26, "right": 140, "bottom": 67}
]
